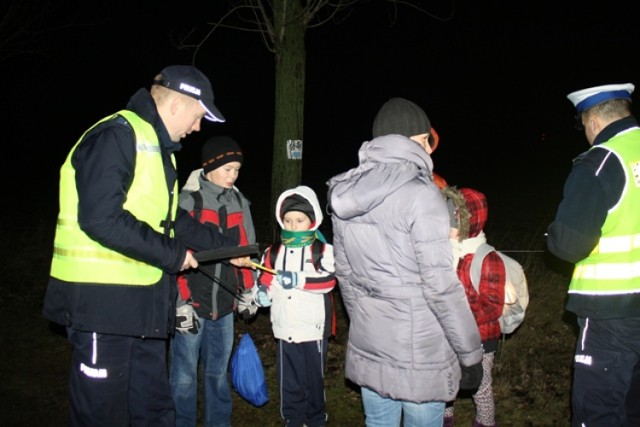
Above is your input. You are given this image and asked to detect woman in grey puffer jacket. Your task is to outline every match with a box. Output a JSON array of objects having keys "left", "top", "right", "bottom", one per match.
[{"left": 327, "top": 97, "right": 483, "bottom": 427}]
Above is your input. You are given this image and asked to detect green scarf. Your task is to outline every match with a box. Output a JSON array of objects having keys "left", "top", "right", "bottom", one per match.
[{"left": 280, "top": 229, "right": 327, "bottom": 248}]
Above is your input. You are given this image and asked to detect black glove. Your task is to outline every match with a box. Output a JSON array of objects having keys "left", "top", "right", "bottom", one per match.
[{"left": 459, "top": 362, "right": 483, "bottom": 390}]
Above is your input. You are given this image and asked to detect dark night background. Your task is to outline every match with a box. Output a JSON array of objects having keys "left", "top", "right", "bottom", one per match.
[
  {"left": 2, "top": 2, "right": 640, "bottom": 423},
  {"left": 0, "top": 0, "right": 640, "bottom": 425},
  {"left": 3, "top": 0, "right": 640, "bottom": 229}
]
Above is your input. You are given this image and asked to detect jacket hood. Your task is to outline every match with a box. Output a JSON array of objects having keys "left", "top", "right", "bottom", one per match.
[
  {"left": 275, "top": 185, "right": 323, "bottom": 231},
  {"left": 327, "top": 135, "right": 434, "bottom": 220},
  {"left": 441, "top": 186, "right": 471, "bottom": 241},
  {"left": 459, "top": 187, "right": 487, "bottom": 238}
]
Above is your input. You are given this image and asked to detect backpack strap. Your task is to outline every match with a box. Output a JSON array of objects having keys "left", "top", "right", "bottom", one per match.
[
  {"left": 268, "top": 240, "right": 324, "bottom": 270},
  {"left": 310, "top": 239, "right": 324, "bottom": 270},
  {"left": 190, "top": 191, "right": 204, "bottom": 222},
  {"left": 469, "top": 242, "right": 497, "bottom": 293},
  {"left": 267, "top": 241, "right": 281, "bottom": 270}
]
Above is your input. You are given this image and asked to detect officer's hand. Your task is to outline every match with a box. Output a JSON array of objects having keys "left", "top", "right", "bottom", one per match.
[{"left": 181, "top": 251, "right": 198, "bottom": 272}]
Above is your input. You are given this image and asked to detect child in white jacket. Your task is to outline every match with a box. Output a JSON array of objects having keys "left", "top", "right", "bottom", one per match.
[{"left": 253, "top": 185, "right": 336, "bottom": 427}]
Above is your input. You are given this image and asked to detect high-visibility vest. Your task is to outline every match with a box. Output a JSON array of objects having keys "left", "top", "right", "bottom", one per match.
[
  {"left": 570, "top": 128, "right": 640, "bottom": 295},
  {"left": 50, "top": 110, "right": 178, "bottom": 285}
]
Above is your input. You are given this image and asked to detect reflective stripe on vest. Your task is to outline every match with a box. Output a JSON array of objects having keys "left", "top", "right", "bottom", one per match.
[
  {"left": 50, "top": 110, "right": 178, "bottom": 285},
  {"left": 570, "top": 128, "right": 640, "bottom": 295},
  {"left": 594, "top": 233, "right": 640, "bottom": 253}
]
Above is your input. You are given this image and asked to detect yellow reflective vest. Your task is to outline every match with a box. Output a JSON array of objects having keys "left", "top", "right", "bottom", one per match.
[
  {"left": 50, "top": 110, "right": 178, "bottom": 285},
  {"left": 570, "top": 129, "right": 640, "bottom": 295}
]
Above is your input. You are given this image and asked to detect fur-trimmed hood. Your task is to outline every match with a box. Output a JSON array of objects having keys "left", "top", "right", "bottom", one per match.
[
  {"left": 441, "top": 186, "right": 488, "bottom": 241},
  {"left": 441, "top": 186, "right": 471, "bottom": 241}
]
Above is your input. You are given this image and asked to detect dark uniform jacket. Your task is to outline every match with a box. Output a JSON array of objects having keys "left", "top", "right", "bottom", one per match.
[
  {"left": 547, "top": 116, "right": 640, "bottom": 319},
  {"left": 43, "top": 88, "right": 234, "bottom": 338}
]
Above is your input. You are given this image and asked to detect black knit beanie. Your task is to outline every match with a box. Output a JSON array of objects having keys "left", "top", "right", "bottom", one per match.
[
  {"left": 280, "top": 194, "right": 315, "bottom": 223},
  {"left": 372, "top": 97, "right": 431, "bottom": 138},
  {"left": 201, "top": 136, "right": 243, "bottom": 174}
]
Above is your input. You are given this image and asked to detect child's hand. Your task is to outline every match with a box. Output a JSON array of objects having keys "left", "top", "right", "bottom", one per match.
[
  {"left": 254, "top": 285, "right": 271, "bottom": 307},
  {"left": 276, "top": 271, "right": 301, "bottom": 289}
]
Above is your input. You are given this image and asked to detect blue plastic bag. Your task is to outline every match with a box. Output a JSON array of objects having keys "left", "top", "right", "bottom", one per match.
[{"left": 230, "top": 333, "right": 269, "bottom": 407}]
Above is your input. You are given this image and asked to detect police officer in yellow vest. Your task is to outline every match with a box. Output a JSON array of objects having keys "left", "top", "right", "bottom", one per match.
[
  {"left": 548, "top": 83, "right": 640, "bottom": 426},
  {"left": 43, "top": 65, "right": 251, "bottom": 427}
]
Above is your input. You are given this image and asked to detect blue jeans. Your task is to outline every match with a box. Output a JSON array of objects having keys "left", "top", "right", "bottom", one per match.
[
  {"left": 361, "top": 386, "right": 445, "bottom": 427},
  {"left": 169, "top": 313, "right": 234, "bottom": 427}
]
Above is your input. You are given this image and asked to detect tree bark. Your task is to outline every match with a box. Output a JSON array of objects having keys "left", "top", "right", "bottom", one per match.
[{"left": 270, "top": 0, "right": 306, "bottom": 236}]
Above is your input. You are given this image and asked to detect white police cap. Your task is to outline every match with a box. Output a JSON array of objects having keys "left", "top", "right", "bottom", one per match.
[{"left": 567, "top": 83, "right": 634, "bottom": 113}]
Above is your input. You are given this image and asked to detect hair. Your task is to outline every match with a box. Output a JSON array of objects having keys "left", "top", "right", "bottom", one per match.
[
  {"left": 150, "top": 73, "right": 172, "bottom": 105},
  {"left": 150, "top": 72, "right": 193, "bottom": 108},
  {"left": 585, "top": 98, "right": 632, "bottom": 121}
]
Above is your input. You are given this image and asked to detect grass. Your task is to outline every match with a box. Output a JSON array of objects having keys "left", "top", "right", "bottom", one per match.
[{"left": 1, "top": 182, "right": 577, "bottom": 426}]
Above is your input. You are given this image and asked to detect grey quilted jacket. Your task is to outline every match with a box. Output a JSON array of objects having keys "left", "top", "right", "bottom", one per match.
[{"left": 327, "top": 134, "right": 483, "bottom": 403}]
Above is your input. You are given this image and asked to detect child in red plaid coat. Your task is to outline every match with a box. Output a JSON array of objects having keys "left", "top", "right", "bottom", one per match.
[{"left": 441, "top": 186, "right": 506, "bottom": 427}]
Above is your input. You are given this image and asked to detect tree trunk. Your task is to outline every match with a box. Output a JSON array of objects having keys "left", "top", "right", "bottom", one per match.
[{"left": 270, "top": 0, "right": 305, "bottom": 236}]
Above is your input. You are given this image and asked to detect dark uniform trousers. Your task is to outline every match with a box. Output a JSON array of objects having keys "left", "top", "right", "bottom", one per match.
[
  {"left": 572, "top": 317, "right": 640, "bottom": 427},
  {"left": 67, "top": 328, "right": 174, "bottom": 427}
]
